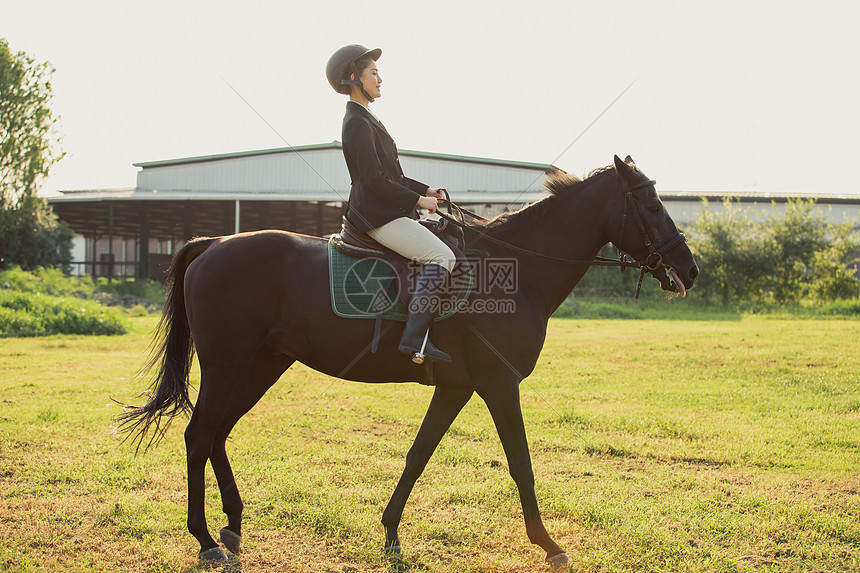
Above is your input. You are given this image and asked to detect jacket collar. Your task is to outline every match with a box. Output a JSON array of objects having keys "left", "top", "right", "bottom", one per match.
[{"left": 346, "top": 101, "right": 392, "bottom": 140}]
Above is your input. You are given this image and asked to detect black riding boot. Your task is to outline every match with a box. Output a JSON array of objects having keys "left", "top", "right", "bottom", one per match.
[{"left": 398, "top": 263, "right": 452, "bottom": 364}]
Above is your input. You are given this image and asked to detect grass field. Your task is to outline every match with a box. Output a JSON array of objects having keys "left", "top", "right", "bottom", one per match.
[{"left": 1, "top": 315, "right": 858, "bottom": 572}]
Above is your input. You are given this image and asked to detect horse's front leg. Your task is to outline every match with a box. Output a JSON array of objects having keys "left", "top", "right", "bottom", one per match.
[
  {"left": 382, "top": 385, "right": 473, "bottom": 553},
  {"left": 479, "top": 384, "right": 568, "bottom": 567}
]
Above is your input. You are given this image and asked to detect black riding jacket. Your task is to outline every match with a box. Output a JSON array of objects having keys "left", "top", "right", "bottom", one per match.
[{"left": 341, "top": 101, "right": 428, "bottom": 233}]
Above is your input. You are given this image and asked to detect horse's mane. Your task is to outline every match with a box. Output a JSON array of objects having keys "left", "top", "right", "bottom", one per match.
[
  {"left": 543, "top": 168, "right": 583, "bottom": 196},
  {"left": 472, "top": 166, "right": 611, "bottom": 234}
]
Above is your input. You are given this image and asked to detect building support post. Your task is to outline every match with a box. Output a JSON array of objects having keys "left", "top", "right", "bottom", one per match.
[
  {"left": 138, "top": 205, "right": 149, "bottom": 280},
  {"left": 91, "top": 227, "right": 98, "bottom": 280},
  {"left": 235, "top": 200, "right": 241, "bottom": 235},
  {"left": 262, "top": 200, "right": 271, "bottom": 229},
  {"left": 107, "top": 202, "right": 114, "bottom": 281},
  {"left": 288, "top": 201, "right": 297, "bottom": 230},
  {"left": 183, "top": 201, "right": 193, "bottom": 241}
]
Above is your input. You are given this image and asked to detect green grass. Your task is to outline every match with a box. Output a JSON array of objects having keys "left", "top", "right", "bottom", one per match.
[
  {"left": 555, "top": 292, "right": 860, "bottom": 320},
  {"left": 0, "top": 316, "right": 858, "bottom": 572},
  {"left": 554, "top": 297, "right": 746, "bottom": 320}
]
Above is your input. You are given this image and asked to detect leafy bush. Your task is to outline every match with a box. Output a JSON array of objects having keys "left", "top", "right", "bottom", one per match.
[
  {"left": 818, "top": 299, "right": 860, "bottom": 317},
  {"left": 562, "top": 196, "right": 860, "bottom": 316},
  {"left": 0, "top": 265, "right": 164, "bottom": 309},
  {"left": 0, "top": 265, "right": 94, "bottom": 297},
  {"left": 0, "top": 266, "right": 162, "bottom": 336},
  {"left": 762, "top": 200, "right": 834, "bottom": 303},
  {"left": 95, "top": 276, "right": 164, "bottom": 308},
  {"left": 0, "top": 291, "right": 126, "bottom": 337},
  {"left": 807, "top": 225, "right": 860, "bottom": 302},
  {"left": 686, "top": 199, "right": 770, "bottom": 304},
  {"left": 688, "top": 198, "right": 860, "bottom": 305}
]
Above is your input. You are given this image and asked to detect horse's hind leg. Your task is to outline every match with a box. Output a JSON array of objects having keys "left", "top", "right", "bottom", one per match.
[
  {"left": 185, "top": 366, "right": 242, "bottom": 561},
  {"left": 209, "top": 352, "right": 295, "bottom": 554},
  {"left": 382, "top": 385, "right": 473, "bottom": 553}
]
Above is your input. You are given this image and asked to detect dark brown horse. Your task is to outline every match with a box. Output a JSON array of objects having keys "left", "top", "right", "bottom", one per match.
[{"left": 121, "top": 156, "right": 698, "bottom": 566}]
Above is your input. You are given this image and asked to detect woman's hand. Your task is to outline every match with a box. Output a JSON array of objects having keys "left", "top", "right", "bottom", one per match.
[
  {"left": 417, "top": 196, "right": 438, "bottom": 214},
  {"left": 426, "top": 188, "right": 446, "bottom": 199}
]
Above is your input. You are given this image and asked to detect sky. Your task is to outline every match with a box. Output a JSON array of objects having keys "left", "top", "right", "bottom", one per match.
[{"left": 5, "top": 0, "right": 860, "bottom": 196}]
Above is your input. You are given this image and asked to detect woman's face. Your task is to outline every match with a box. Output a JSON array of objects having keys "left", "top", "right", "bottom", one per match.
[{"left": 355, "top": 61, "right": 382, "bottom": 100}]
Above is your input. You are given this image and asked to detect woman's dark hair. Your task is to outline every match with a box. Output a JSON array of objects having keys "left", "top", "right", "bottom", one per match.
[{"left": 346, "top": 56, "right": 375, "bottom": 82}]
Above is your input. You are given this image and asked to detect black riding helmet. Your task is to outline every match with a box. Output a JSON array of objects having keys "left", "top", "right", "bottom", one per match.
[{"left": 326, "top": 44, "right": 382, "bottom": 102}]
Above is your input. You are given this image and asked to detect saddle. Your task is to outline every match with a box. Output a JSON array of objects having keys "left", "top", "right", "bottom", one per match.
[
  {"left": 327, "top": 217, "right": 476, "bottom": 386},
  {"left": 331, "top": 215, "right": 470, "bottom": 311},
  {"left": 328, "top": 216, "right": 473, "bottom": 355},
  {"left": 330, "top": 216, "right": 469, "bottom": 292},
  {"left": 335, "top": 215, "right": 465, "bottom": 260}
]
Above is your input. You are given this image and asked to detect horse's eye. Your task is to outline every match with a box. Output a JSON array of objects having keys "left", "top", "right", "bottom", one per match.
[{"left": 646, "top": 203, "right": 661, "bottom": 213}]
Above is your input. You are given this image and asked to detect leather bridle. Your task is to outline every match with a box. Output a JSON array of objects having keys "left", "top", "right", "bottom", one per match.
[
  {"left": 435, "top": 174, "right": 687, "bottom": 298},
  {"left": 617, "top": 177, "right": 688, "bottom": 297}
]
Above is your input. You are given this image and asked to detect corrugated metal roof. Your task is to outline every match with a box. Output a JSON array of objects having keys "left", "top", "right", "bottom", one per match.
[
  {"left": 128, "top": 143, "right": 553, "bottom": 196},
  {"left": 134, "top": 146, "right": 348, "bottom": 194},
  {"left": 132, "top": 141, "right": 556, "bottom": 171},
  {"left": 53, "top": 142, "right": 860, "bottom": 206},
  {"left": 49, "top": 187, "right": 547, "bottom": 205},
  {"left": 53, "top": 186, "right": 860, "bottom": 205}
]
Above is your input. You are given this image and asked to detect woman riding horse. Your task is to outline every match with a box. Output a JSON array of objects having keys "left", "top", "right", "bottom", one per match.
[{"left": 326, "top": 44, "right": 456, "bottom": 363}]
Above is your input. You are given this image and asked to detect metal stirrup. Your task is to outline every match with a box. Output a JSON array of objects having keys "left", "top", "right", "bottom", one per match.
[{"left": 412, "top": 328, "right": 431, "bottom": 364}]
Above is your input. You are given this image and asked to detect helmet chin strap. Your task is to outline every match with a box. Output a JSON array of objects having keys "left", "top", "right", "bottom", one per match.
[
  {"left": 340, "top": 62, "right": 375, "bottom": 103},
  {"left": 360, "top": 86, "right": 375, "bottom": 104}
]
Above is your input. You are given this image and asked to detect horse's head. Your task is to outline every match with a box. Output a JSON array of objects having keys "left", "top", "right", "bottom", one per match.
[{"left": 608, "top": 155, "right": 698, "bottom": 296}]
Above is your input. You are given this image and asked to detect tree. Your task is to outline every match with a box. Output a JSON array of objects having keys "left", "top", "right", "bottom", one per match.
[
  {"left": 761, "top": 200, "right": 830, "bottom": 303},
  {"left": 0, "top": 38, "right": 71, "bottom": 270},
  {"left": 688, "top": 198, "right": 860, "bottom": 305},
  {"left": 687, "top": 198, "right": 772, "bottom": 304},
  {"left": 808, "top": 222, "right": 860, "bottom": 302}
]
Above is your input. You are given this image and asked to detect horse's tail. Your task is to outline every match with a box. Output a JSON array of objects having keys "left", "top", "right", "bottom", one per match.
[{"left": 117, "top": 236, "right": 218, "bottom": 452}]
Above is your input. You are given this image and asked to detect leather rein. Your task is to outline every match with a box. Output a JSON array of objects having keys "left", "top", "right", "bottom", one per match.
[{"left": 434, "top": 175, "right": 687, "bottom": 299}]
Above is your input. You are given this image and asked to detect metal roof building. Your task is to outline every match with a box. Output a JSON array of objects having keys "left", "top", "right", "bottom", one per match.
[
  {"left": 49, "top": 142, "right": 860, "bottom": 280},
  {"left": 49, "top": 142, "right": 554, "bottom": 279}
]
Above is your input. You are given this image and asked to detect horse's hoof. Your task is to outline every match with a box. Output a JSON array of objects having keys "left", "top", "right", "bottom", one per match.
[
  {"left": 198, "top": 546, "right": 228, "bottom": 562},
  {"left": 219, "top": 527, "right": 241, "bottom": 554},
  {"left": 546, "top": 552, "right": 569, "bottom": 568},
  {"left": 382, "top": 544, "right": 402, "bottom": 555}
]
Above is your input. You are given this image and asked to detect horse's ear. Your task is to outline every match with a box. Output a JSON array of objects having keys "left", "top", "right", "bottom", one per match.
[
  {"left": 614, "top": 155, "right": 634, "bottom": 177},
  {"left": 624, "top": 155, "right": 635, "bottom": 167}
]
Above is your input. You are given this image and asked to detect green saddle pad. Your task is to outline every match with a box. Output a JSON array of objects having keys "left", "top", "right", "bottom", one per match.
[{"left": 328, "top": 238, "right": 472, "bottom": 321}]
